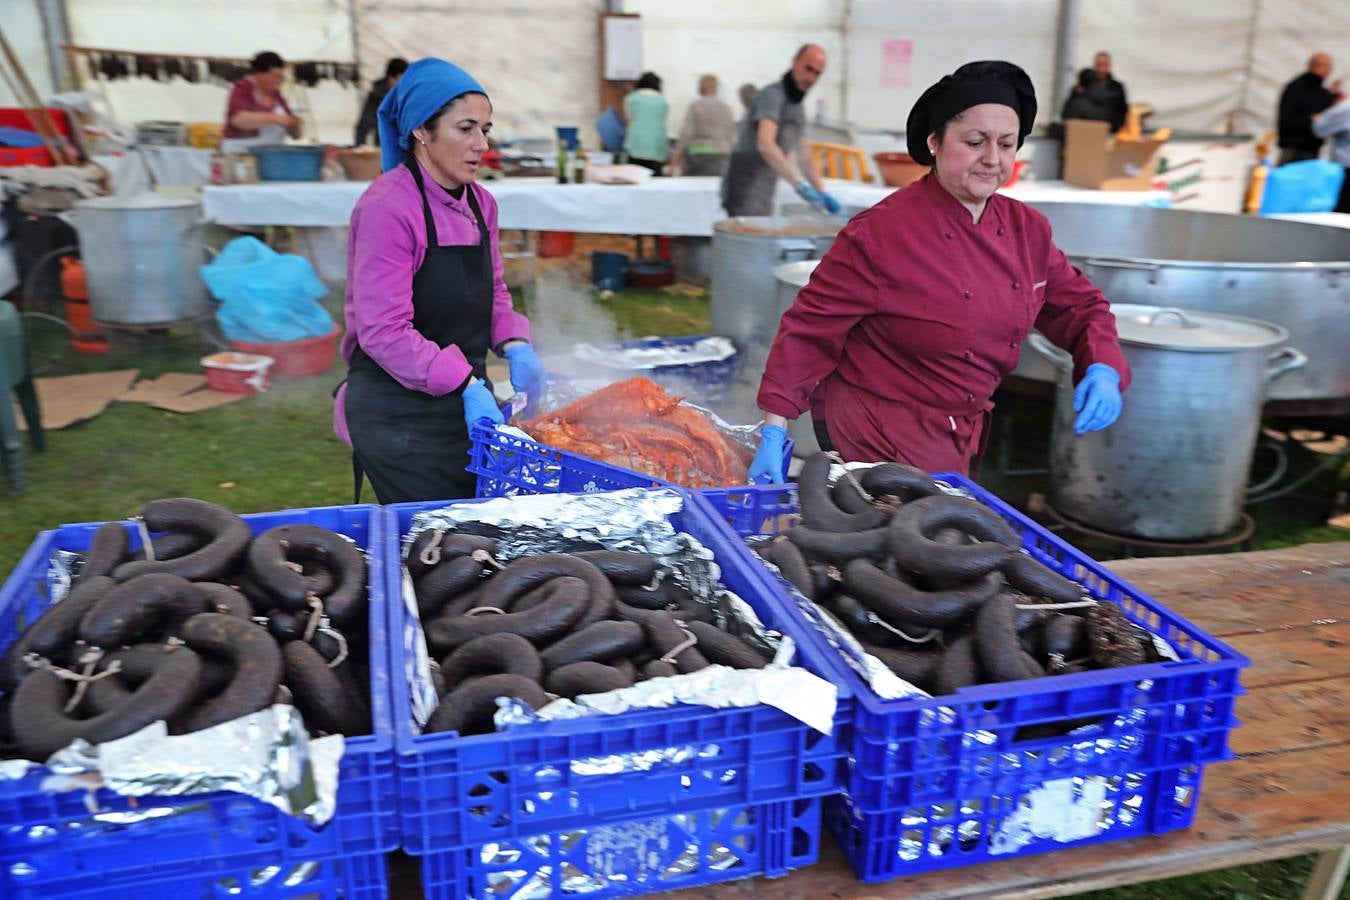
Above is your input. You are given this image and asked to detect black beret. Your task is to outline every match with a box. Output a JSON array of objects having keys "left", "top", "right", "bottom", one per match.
[{"left": 906, "top": 60, "right": 1037, "bottom": 165}]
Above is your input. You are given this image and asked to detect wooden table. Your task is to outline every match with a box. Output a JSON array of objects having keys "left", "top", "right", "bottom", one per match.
[{"left": 668, "top": 541, "right": 1350, "bottom": 899}]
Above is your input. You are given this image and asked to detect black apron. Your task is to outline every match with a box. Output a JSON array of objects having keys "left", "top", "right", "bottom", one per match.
[{"left": 343, "top": 158, "right": 492, "bottom": 504}]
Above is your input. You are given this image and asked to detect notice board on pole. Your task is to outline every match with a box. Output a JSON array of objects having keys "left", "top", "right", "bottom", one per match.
[{"left": 603, "top": 14, "right": 641, "bottom": 81}]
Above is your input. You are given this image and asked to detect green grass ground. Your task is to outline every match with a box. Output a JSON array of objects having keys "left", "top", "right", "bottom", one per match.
[{"left": 2, "top": 281, "right": 1345, "bottom": 898}]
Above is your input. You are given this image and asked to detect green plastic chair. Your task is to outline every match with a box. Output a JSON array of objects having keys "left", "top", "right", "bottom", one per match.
[{"left": 0, "top": 300, "right": 43, "bottom": 493}]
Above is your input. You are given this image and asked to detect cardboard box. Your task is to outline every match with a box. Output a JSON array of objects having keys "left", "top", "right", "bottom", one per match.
[
  {"left": 1063, "top": 119, "right": 1166, "bottom": 190},
  {"left": 210, "top": 153, "right": 258, "bottom": 185}
]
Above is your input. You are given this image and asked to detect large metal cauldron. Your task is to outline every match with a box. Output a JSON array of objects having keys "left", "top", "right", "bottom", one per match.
[
  {"left": 73, "top": 193, "right": 208, "bottom": 326},
  {"left": 1036, "top": 304, "right": 1306, "bottom": 540},
  {"left": 1019, "top": 203, "right": 1349, "bottom": 409},
  {"left": 711, "top": 217, "right": 839, "bottom": 380}
]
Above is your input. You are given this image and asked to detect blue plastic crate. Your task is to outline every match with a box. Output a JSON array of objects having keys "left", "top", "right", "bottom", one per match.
[
  {"left": 419, "top": 796, "right": 822, "bottom": 899},
  {"left": 9, "top": 848, "right": 388, "bottom": 900},
  {"left": 0, "top": 504, "right": 400, "bottom": 895},
  {"left": 697, "top": 477, "right": 1249, "bottom": 816},
  {"left": 469, "top": 422, "right": 792, "bottom": 498},
  {"left": 826, "top": 762, "right": 1206, "bottom": 882},
  {"left": 577, "top": 336, "right": 740, "bottom": 406},
  {"left": 386, "top": 489, "right": 850, "bottom": 854}
]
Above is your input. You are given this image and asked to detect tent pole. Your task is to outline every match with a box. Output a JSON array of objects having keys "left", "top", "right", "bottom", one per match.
[{"left": 1051, "top": 0, "right": 1080, "bottom": 116}]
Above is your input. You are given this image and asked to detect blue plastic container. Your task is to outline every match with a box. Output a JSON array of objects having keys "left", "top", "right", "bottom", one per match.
[
  {"left": 249, "top": 144, "right": 325, "bottom": 181},
  {"left": 576, "top": 335, "right": 741, "bottom": 406},
  {"left": 696, "top": 477, "right": 1248, "bottom": 879},
  {"left": 555, "top": 126, "right": 579, "bottom": 150},
  {"left": 418, "top": 796, "right": 822, "bottom": 899},
  {"left": 0, "top": 504, "right": 399, "bottom": 896},
  {"left": 385, "top": 489, "right": 850, "bottom": 854},
  {"left": 591, "top": 250, "right": 628, "bottom": 291}
]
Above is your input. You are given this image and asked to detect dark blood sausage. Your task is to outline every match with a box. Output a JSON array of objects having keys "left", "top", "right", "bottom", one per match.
[
  {"left": 194, "top": 582, "right": 254, "bottom": 621},
  {"left": 831, "top": 477, "right": 876, "bottom": 515},
  {"left": 825, "top": 593, "right": 921, "bottom": 648},
  {"left": 572, "top": 550, "right": 659, "bottom": 586},
  {"left": 0, "top": 576, "right": 116, "bottom": 690},
  {"left": 79, "top": 573, "right": 209, "bottom": 647},
  {"left": 639, "top": 611, "right": 709, "bottom": 674},
  {"left": 858, "top": 462, "right": 942, "bottom": 500},
  {"left": 974, "top": 594, "right": 1040, "bottom": 683},
  {"left": 762, "top": 539, "right": 814, "bottom": 599},
  {"left": 10, "top": 646, "right": 202, "bottom": 761},
  {"left": 177, "top": 613, "right": 284, "bottom": 733},
  {"left": 934, "top": 634, "right": 982, "bottom": 696},
  {"left": 440, "top": 584, "right": 487, "bottom": 618},
  {"left": 425, "top": 577, "right": 589, "bottom": 654},
  {"left": 546, "top": 661, "right": 635, "bottom": 699},
  {"left": 478, "top": 555, "right": 614, "bottom": 627},
  {"left": 685, "top": 621, "right": 770, "bottom": 669},
  {"left": 540, "top": 621, "right": 644, "bottom": 671},
  {"left": 112, "top": 498, "right": 251, "bottom": 583},
  {"left": 610, "top": 657, "right": 637, "bottom": 682},
  {"left": 784, "top": 525, "right": 890, "bottom": 564},
  {"left": 1001, "top": 553, "right": 1085, "bottom": 605},
  {"left": 642, "top": 659, "right": 678, "bottom": 679},
  {"left": 283, "top": 641, "right": 370, "bottom": 736},
  {"left": 439, "top": 633, "right": 543, "bottom": 689},
  {"left": 268, "top": 610, "right": 307, "bottom": 643},
  {"left": 1086, "top": 603, "right": 1148, "bottom": 669},
  {"left": 122, "top": 530, "right": 206, "bottom": 565},
  {"left": 888, "top": 495, "right": 1019, "bottom": 582},
  {"left": 614, "top": 583, "right": 673, "bottom": 611},
  {"left": 299, "top": 559, "right": 336, "bottom": 598},
  {"left": 78, "top": 523, "right": 129, "bottom": 584},
  {"left": 425, "top": 674, "right": 548, "bottom": 736},
  {"left": 415, "top": 555, "right": 486, "bottom": 617},
  {"left": 96, "top": 643, "right": 233, "bottom": 705},
  {"left": 844, "top": 559, "right": 1002, "bottom": 629},
  {"left": 671, "top": 593, "right": 715, "bottom": 625},
  {"left": 1043, "top": 615, "right": 1088, "bottom": 665},
  {"left": 247, "top": 525, "right": 367, "bottom": 626},
  {"left": 797, "top": 453, "right": 887, "bottom": 532},
  {"left": 861, "top": 642, "right": 941, "bottom": 691},
  {"left": 405, "top": 531, "right": 498, "bottom": 581}
]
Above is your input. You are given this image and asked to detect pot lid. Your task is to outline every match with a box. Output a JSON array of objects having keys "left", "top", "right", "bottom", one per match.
[
  {"left": 75, "top": 192, "right": 199, "bottom": 211},
  {"left": 1111, "top": 303, "right": 1289, "bottom": 351},
  {"left": 773, "top": 259, "right": 821, "bottom": 287}
]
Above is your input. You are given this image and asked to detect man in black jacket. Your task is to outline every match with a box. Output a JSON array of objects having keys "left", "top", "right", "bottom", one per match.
[
  {"left": 354, "top": 58, "right": 408, "bottom": 147},
  {"left": 1277, "top": 53, "right": 1337, "bottom": 165}
]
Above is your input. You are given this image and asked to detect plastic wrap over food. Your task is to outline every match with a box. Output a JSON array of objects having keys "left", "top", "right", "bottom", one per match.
[
  {"left": 400, "top": 489, "right": 837, "bottom": 736},
  {"left": 572, "top": 336, "right": 736, "bottom": 370},
  {"left": 0, "top": 706, "right": 344, "bottom": 827}
]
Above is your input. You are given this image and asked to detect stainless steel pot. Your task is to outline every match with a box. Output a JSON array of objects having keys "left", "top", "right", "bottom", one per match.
[
  {"left": 1016, "top": 204, "right": 1348, "bottom": 408},
  {"left": 773, "top": 260, "right": 823, "bottom": 455},
  {"left": 1036, "top": 304, "right": 1307, "bottom": 540},
  {"left": 711, "top": 217, "right": 839, "bottom": 380},
  {"left": 74, "top": 193, "right": 208, "bottom": 326}
]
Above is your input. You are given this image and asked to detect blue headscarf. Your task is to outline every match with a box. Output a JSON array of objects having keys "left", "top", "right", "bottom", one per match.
[{"left": 376, "top": 58, "right": 487, "bottom": 172}]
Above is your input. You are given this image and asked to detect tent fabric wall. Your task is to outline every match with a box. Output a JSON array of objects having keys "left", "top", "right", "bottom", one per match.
[
  {"left": 1244, "top": 0, "right": 1350, "bottom": 139},
  {"left": 0, "top": 0, "right": 56, "bottom": 107}
]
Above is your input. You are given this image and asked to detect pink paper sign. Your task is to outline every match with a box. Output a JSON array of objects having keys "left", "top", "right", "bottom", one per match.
[{"left": 881, "top": 39, "right": 913, "bottom": 89}]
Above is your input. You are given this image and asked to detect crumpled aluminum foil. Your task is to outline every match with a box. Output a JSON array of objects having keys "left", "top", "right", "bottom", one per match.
[
  {"left": 400, "top": 489, "right": 837, "bottom": 739},
  {"left": 572, "top": 336, "right": 736, "bottom": 371},
  {"left": 1, "top": 706, "right": 344, "bottom": 827}
]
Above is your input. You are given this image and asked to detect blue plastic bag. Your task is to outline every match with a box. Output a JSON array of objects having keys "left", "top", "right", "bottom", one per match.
[
  {"left": 200, "top": 236, "right": 335, "bottom": 343},
  {"left": 595, "top": 107, "right": 625, "bottom": 154},
  {"left": 1259, "top": 159, "right": 1346, "bottom": 214}
]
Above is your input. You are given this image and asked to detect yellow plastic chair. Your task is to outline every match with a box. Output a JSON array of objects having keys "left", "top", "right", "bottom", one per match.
[{"left": 807, "top": 141, "right": 876, "bottom": 183}]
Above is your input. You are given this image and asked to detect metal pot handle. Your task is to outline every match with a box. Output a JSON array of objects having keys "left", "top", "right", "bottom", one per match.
[
  {"left": 1265, "top": 346, "right": 1308, "bottom": 382},
  {"left": 1026, "top": 331, "right": 1072, "bottom": 369},
  {"left": 779, "top": 241, "right": 818, "bottom": 261},
  {"left": 1083, "top": 257, "right": 1162, "bottom": 284},
  {"left": 1148, "top": 307, "right": 1194, "bottom": 327}
]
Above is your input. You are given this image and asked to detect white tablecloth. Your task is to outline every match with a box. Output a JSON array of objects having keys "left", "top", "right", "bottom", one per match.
[{"left": 202, "top": 175, "right": 1170, "bottom": 234}]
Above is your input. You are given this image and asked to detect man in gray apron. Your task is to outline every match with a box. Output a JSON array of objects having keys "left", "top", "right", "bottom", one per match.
[{"left": 722, "top": 44, "right": 840, "bottom": 217}]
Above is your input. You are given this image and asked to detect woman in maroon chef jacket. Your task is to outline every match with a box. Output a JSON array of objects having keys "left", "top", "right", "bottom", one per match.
[{"left": 748, "top": 60, "right": 1130, "bottom": 481}]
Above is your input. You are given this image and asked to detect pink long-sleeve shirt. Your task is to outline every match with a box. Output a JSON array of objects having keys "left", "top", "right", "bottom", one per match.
[{"left": 341, "top": 161, "right": 532, "bottom": 395}]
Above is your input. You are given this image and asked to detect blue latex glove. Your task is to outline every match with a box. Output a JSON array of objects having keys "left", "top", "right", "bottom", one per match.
[
  {"left": 748, "top": 425, "right": 788, "bottom": 484},
  {"left": 502, "top": 342, "right": 546, "bottom": 394},
  {"left": 462, "top": 378, "right": 505, "bottom": 428},
  {"left": 1073, "top": 363, "right": 1122, "bottom": 434},
  {"left": 795, "top": 181, "right": 842, "bottom": 215}
]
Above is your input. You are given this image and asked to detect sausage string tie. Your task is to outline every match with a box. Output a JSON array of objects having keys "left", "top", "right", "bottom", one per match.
[
  {"left": 316, "top": 625, "right": 349, "bottom": 669},
  {"left": 471, "top": 549, "right": 506, "bottom": 571},
  {"left": 417, "top": 528, "right": 445, "bottom": 567},
  {"left": 887, "top": 625, "right": 942, "bottom": 645},
  {"left": 829, "top": 454, "right": 875, "bottom": 504},
  {"left": 25, "top": 649, "right": 123, "bottom": 713},
  {"left": 302, "top": 594, "right": 324, "bottom": 642},
  {"left": 1014, "top": 598, "right": 1098, "bottom": 611},
  {"left": 464, "top": 606, "right": 507, "bottom": 616},
  {"left": 660, "top": 628, "right": 698, "bottom": 664},
  {"left": 132, "top": 517, "right": 154, "bottom": 561}
]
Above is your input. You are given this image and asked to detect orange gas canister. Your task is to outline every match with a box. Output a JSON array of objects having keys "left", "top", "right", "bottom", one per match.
[{"left": 59, "top": 257, "right": 108, "bottom": 355}]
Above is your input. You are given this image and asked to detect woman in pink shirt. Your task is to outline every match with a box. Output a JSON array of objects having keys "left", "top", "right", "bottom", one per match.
[{"left": 334, "top": 58, "right": 545, "bottom": 503}]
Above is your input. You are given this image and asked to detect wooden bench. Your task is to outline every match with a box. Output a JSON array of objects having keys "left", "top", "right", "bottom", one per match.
[{"left": 674, "top": 541, "right": 1350, "bottom": 899}]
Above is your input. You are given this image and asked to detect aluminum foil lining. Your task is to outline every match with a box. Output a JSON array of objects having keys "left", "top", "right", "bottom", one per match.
[
  {"left": 572, "top": 336, "right": 736, "bottom": 371},
  {"left": 400, "top": 489, "right": 837, "bottom": 738},
  {"left": 478, "top": 805, "right": 746, "bottom": 898},
  {"left": 0, "top": 706, "right": 344, "bottom": 827}
]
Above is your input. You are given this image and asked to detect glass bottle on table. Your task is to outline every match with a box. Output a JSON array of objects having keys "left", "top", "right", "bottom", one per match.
[
  {"left": 573, "top": 141, "right": 587, "bottom": 183},
  {"left": 556, "top": 137, "right": 569, "bottom": 184}
]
